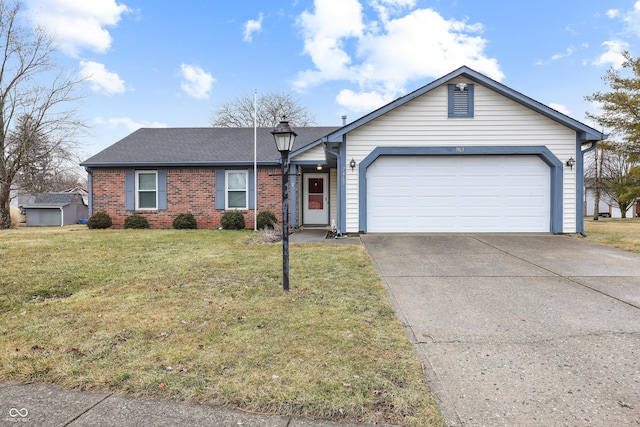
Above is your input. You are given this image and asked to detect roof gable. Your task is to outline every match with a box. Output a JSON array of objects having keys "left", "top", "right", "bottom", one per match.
[{"left": 326, "top": 66, "right": 606, "bottom": 143}]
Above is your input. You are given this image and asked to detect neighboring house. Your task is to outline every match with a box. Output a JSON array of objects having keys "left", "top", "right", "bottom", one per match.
[
  {"left": 19, "top": 191, "right": 89, "bottom": 226},
  {"left": 81, "top": 66, "right": 606, "bottom": 234},
  {"left": 584, "top": 179, "right": 637, "bottom": 218}
]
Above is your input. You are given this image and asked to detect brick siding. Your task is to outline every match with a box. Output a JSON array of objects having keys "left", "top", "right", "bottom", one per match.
[{"left": 90, "top": 167, "right": 293, "bottom": 229}]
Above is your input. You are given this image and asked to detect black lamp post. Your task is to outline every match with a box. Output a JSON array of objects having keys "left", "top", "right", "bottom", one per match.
[{"left": 271, "top": 118, "right": 297, "bottom": 291}]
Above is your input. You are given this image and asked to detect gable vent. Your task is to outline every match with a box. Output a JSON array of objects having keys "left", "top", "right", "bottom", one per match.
[
  {"left": 453, "top": 86, "right": 469, "bottom": 114},
  {"left": 448, "top": 83, "right": 474, "bottom": 118}
]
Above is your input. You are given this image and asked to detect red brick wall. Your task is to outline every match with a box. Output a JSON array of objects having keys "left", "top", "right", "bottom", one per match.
[{"left": 90, "top": 167, "right": 295, "bottom": 229}]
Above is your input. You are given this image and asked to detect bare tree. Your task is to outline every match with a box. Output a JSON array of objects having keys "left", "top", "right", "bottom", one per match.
[
  {"left": 589, "top": 143, "right": 606, "bottom": 220},
  {"left": 0, "top": 0, "right": 84, "bottom": 229},
  {"left": 210, "top": 91, "right": 316, "bottom": 128}
]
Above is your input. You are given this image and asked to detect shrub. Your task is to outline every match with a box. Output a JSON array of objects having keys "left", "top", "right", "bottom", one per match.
[
  {"left": 220, "top": 211, "right": 245, "bottom": 230},
  {"left": 173, "top": 213, "right": 198, "bottom": 229},
  {"left": 124, "top": 214, "right": 149, "bottom": 229},
  {"left": 256, "top": 210, "right": 278, "bottom": 230},
  {"left": 245, "top": 224, "right": 282, "bottom": 244},
  {"left": 87, "top": 211, "right": 112, "bottom": 229}
]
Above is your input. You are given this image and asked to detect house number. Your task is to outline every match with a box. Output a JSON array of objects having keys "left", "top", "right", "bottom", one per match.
[{"left": 456, "top": 147, "right": 464, "bottom": 152}]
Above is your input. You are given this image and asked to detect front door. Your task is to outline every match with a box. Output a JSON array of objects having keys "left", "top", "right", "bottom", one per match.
[{"left": 303, "top": 173, "right": 328, "bottom": 225}]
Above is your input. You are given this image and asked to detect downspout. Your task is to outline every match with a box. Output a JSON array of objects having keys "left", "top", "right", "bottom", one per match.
[
  {"left": 85, "top": 167, "right": 93, "bottom": 217},
  {"left": 579, "top": 140, "right": 598, "bottom": 237},
  {"left": 60, "top": 207, "right": 64, "bottom": 227}
]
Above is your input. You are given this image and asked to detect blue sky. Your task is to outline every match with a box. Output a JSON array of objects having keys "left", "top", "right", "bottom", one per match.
[{"left": 20, "top": 0, "right": 640, "bottom": 159}]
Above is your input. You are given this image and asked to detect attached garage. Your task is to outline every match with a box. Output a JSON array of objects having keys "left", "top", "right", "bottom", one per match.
[{"left": 366, "top": 155, "right": 552, "bottom": 233}]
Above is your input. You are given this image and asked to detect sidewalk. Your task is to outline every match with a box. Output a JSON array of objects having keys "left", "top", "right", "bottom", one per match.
[
  {"left": 0, "top": 382, "right": 396, "bottom": 427},
  {"left": 289, "top": 229, "right": 361, "bottom": 244}
]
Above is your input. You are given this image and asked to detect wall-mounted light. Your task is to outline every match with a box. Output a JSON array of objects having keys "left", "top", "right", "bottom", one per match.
[
  {"left": 566, "top": 157, "right": 575, "bottom": 171},
  {"left": 349, "top": 158, "right": 356, "bottom": 171},
  {"left": 316, "top": 164, "right": 323, "bottom": 171}
]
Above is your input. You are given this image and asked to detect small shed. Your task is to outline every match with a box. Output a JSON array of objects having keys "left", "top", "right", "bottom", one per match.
[{"left": 20, "top": 191, "right": 88, "bottom": 226}]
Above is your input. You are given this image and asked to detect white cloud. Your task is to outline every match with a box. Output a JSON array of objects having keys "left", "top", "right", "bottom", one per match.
[
  {"left": 548, "top": 103, "right": 570, "bottom": 116},
  {"left": 370, "top": 0, "right": 416, "bottom": 23},
  {"left": 592, "top": 40, "right": 628, "bottom": 69},
  {"left": 607, "top": 9, "right": 620, "bottom": 19},
  {"left": 295, "top": 2, "right": 503, "bottom": 113},
  {"left": 180, "top": 64, "right": 215, "bottom": 100},
  {"left": 623, "top": 1, "right": 640, "bottom": 36},
  {"left": 336, "top": 89, "right": 391, "bottom": 112},
  {"left": 25, "top": 0, "right": 131, "bottom": 57},
  {"left": 551, "top": 46, "right": 576, "bottom": 61},
  {"left": 95, "top": 117, "right": 167, "bottom": 132},
  {"left": 536, "top": 46, "right": 577, "bottom": 66},
  {"left": 243, "top": 12, "right": 263, "bottom": 42},
  {"left": 79, "top": 61, "right": 125, "bottom": 95},
  {"left": 295, "top": 0, "right": 365, "bottom": 89}
]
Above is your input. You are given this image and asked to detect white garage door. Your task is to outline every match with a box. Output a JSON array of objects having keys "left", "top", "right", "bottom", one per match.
[{"left": 366, "top": 155, "right": 550, "bottom": 232}]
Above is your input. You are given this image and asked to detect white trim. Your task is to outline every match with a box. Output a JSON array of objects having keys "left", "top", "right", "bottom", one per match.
[
  {"left": 303, "top": 173, "right": 329, "bottom": 225},
  {"left": 135, "top": 170, "right": 158, "bottom": 210},
  {"left": 225, "top": 170, "right": 249, "bottom": 210}
]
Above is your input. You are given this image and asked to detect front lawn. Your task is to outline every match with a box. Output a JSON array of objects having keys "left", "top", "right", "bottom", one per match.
[
  {"left": 583, "top": 217, "right": 640, "bottom": 253},
  {"left": 0, "top": 226, "right": 444, "bottom": 426}
]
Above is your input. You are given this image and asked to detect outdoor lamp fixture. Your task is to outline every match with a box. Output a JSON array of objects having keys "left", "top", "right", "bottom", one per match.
[
  {"left": 271, "top": 118, "right": 297, "bottom": 291},
  {"left": 566, "top": 156, "right": 575, "bottom": 171},
  {"left": 350, "top": 158, "right": 356, "bottom": 171}
]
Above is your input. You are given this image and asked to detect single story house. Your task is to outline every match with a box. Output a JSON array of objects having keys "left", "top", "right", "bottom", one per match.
[
  {"left": 19, "top": 190, "right": 88, "bottom": 226},
  {"left": 584, "top": 178, "right": 638, "bottom": 218},
  {"left": 81, "top": 66, "right": 606, "bottom": 234}
]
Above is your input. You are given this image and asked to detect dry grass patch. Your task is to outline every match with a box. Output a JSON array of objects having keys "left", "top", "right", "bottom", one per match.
[
  {"left": 0, "top": 226, "right": 444, "bottom": 426},
  {"left": 583, "top": 217, "right": 640, "bottom": 253}
]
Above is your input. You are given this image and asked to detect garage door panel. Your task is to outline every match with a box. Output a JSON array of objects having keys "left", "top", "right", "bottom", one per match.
[
  {"left": 505, "top": 196, "right": 546, "bottom": 208},
  {"left": 415, "top": 196, "right": 455, "bottom": 206},
  {"left": 367, "top": 155, "right": 550, "bottom": 232},
  {"left": 460, "top": 197, "right": 500, "bottom": 208}
]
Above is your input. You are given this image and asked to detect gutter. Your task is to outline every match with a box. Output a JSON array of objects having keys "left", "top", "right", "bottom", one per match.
[{"left": 79, "top": 161, "right": 282, "bottom": 168}]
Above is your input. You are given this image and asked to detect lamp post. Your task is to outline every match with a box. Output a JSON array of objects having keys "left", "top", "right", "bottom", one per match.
[{"left": 271, "top": 118, "right": 297, "bottom": 291}]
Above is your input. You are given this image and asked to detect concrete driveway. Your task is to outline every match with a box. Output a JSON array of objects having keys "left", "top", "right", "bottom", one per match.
[{"left": 362, "top": 234, "right": 640, "bottom": 426}]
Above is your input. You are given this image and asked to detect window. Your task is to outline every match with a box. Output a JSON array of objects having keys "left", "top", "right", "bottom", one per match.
[
  {"left": 225, "top": 170, "right": 248, "bottom": 209},
  {"left": 215, "top": 169, "right": 254, "bottom": 210},
  {"left": 448, "top": 83, "right": 474, "bottom": 118},
  {"left": 136, "top": 171, "right": 158, "bottom": 210}
]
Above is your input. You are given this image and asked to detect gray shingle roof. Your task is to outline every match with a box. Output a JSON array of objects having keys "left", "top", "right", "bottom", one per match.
[
  {"left": 20, "top": 192, "right": 84, "bottom": 208},
  {"left": 81, "top": 127, "right": 339, "bottom": 167}
]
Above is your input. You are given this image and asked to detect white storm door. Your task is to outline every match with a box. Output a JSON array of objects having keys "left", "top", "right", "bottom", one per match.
[{"left": 303, "top": 173, "right": 329, "bottom": 225}]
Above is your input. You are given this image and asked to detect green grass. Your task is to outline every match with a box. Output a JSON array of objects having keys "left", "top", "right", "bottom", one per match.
[
  {"left": 583, "top": 217, "right": 640, "bottom": 253},
  {"left": 0, "top": 226, "right": 444, "bottom": 426}
]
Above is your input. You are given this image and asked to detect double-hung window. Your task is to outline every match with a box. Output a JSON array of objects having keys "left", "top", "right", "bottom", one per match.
[
  {"left": 225, "top": 170, "right": 248, "bottom": 209},
  {"left": 136, "top": 171, "right": 158, "bottom": 210}
]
